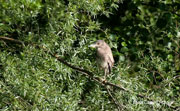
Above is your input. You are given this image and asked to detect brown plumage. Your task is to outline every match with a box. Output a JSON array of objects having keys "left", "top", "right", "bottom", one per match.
[{"left": 89, "top": 40, "right": 114, "bottom": 77}]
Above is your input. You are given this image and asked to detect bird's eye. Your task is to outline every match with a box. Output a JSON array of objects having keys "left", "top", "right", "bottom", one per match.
[{"left": 97, "top": 42, "right": 100, "bottom": 45}]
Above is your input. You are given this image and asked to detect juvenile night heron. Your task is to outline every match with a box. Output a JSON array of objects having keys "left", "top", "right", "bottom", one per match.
[{"left": 89, "top": 40, "right": 114, "bottom": 78}]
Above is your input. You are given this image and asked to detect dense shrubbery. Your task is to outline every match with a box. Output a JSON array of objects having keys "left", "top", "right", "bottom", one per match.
[{"left": 0, "top": 0, "right": 179, "bottom": 110}]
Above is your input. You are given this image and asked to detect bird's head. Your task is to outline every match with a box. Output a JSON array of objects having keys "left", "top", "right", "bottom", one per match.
[{"left": 89, "top": 40, "right": 105, "bottom": 49}]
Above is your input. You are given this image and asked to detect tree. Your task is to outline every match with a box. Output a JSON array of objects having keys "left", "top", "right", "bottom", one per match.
[{"left": 0, "top": 0, "right": 179, "bottom": 110}]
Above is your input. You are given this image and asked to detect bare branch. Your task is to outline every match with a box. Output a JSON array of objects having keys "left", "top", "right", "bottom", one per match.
[{"left": 0, "top": 36, "right": 24, "bottom": 45}]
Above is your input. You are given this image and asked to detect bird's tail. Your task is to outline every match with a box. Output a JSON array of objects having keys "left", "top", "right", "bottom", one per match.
[{"left": 107, "top": 63, "right": 111, "bottom": 74}]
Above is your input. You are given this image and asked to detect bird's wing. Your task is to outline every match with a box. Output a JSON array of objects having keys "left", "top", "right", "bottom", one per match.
[
  {"left": 107, "top": 47, "right": 114, "bottom": 66},
  {"left": 106, "top": 52, "right": 114, "bottom": 73},
  {"left": 107, "top": 54, "right": 114, "bottom": 67}
]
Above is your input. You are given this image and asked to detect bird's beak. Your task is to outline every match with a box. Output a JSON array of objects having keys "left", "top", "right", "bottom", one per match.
[{"left": 89, "top": 43, "right": 97, "bottom": 48}]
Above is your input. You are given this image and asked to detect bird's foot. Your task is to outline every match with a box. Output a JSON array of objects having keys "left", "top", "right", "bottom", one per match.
[{"left": 101, "top": 76, "right": 107, "bottom": 83}]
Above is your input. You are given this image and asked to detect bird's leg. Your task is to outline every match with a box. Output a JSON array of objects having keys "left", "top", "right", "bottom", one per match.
[
  {"left": 103, "top": 68, "right": 107, "bottom": 80},
  {"left": 100, "top": 69, "right": 107, "bottom": 82}
]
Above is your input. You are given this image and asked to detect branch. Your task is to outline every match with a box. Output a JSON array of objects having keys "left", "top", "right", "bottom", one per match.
[
  {"left": 52, "top": 53, "right": 128, "bottom": 91},
  {"left": 105, "top": 86, "right": 125, "bottom": 111},
  {"left": 0, "top": 36, "right": 24, "bottom": 45}
]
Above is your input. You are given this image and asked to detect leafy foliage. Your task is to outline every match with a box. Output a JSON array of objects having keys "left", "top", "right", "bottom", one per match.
[{"left": 0, "top": 0, "right": 180, "bottom": 110}]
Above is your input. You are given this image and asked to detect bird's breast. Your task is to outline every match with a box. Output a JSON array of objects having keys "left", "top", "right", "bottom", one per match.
[{"left": 96, "top": 58, "right": 108, "bottom": 69}]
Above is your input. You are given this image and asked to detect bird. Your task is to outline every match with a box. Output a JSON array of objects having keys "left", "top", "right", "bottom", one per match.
[{"left": 89, "top": 40, "right": 114, "bottom": 78}]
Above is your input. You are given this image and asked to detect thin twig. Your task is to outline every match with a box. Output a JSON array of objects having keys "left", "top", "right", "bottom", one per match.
[
  {"left": 105, "top": 86, "right": 124, "bottom": 111},
  {"left": 0, "top": 36, "right": 24, "bottom": 44}
]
